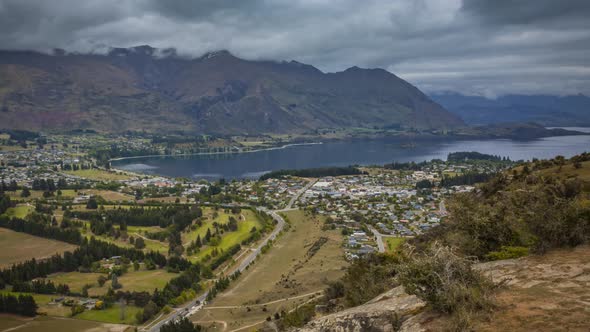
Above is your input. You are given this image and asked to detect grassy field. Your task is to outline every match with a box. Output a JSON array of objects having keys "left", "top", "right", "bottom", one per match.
[
  {"left": 7, "top": 189, "right": 133, "bottom": 202},
  {"left": 384, "top": 237, "right": 406, "bottom": 253},
  {"left": 3, "top": 204, "right": 34, "bottom": 218},
  {"left": 48, "top": 269, "right": 178, "bottom": 297},
  {"left": 191, "top": 209, "right": 347, "bottom": 331},
  {"left": 64, "top": 169, "right": 131, "bottom": 181},
  {"left": 184, "top": 208, "right": 263, "bottom": 263},
  {"left": 538, "top": 160, "right": 590, "bottom": 183},
  {"left": 116, "top": 269, "right": 177, "bottom": 293},
  {"left": 127, "top": 225, "right": 169, "bottom": 253},
  {"left": 0, "top": 315, "right": 131, "bottom": 332},
  {"left": 76, "top": 304, "right": 141, "bottom": 325},
  {"left": 76, "top": 222, "right": 168, "bottom": 254},
  {"left": 0, "top": 290, "right": 73, "bottom": 317},
  {"left": 82, "top": 189, "right": 135, "bottom": 202},
  {"left": 0, "top": 228, "right": 77, "bottom": 268},
  {"left": 47, "top": 272, "right": 104, "bottom": 294}
]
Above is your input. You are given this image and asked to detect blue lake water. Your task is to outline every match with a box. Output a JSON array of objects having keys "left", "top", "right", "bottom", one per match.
[{"left": 112, "top": 131, "right": 590, "bottom": 180}]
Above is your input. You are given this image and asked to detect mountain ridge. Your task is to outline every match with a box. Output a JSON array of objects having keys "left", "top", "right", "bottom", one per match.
[
  {"left": 431, "top": 92, "right": 590, "bottom": 126},
  {"left": 0, "top": 46, "right": 463, "bottom": 134}
]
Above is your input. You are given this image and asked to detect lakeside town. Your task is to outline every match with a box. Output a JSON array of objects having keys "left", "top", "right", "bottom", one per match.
[
  {"left": 2, "top": 128, "right": 590, "bottom": 332},
  {"left": 1, "top": 132, "right": 514, "bottom": 259}
]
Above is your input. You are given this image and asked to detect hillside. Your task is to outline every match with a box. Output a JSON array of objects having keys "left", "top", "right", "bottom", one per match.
[
  {"left": 0, "top": 46, "right": 463, "bottom": 134},
  {"left": 294, "top": 245, "right": 590, "bottom": 332},
  {"left": 287, "top": 153, "right": 590, "bottom": 332},
  {"left": 431, "top": 93, "right": 590, "bottom": 126}
]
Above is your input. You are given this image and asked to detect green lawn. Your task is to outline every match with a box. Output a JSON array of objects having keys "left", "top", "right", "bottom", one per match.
[
  {"left": 64, "top": 169, "right": 131, "bottom": 181},
  {"left": 49, "top": 269, "right": 178, "bottom": 297},
  {"left": 183, "top": 208, "right": 260, "bottom": 242},
  {"left": 78, "top": 225, "right": 168, "bottom": 254},
  {"left": 189, "top": 216, "right": 262, "bottom": 262},
  {"left": 0, "top": 290, "right": 56, "bottom": 305},
  {"left": 4, "top": 205, "right": 34, "bottom": 218},
  {"left": 126, "top": 226, "right": 169, "bottom": 253},
  {"left": 47, "top": 272, "right": 104, "bottom": 294},
  {"left": 384, "top": 237, "right": 406, "bottom": 253},
  {"left": 117, "top": 269, "right": 177, "bottom": 293},
  {"left": 75, "top": 303, "right": 141, "bottom": 325}
]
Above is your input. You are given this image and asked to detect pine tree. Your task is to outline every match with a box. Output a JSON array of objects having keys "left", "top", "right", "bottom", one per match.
[{"left": 205, "top": 228, "right": 212, "bottom": 243}]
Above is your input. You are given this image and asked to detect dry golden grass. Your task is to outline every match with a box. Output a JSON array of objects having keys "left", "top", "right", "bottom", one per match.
[
  {"left": 190, "top": 209, "right": 347, "bottom": 331},
  {"left": 0, "top": 228, "right": 77, "bottom": 268}
]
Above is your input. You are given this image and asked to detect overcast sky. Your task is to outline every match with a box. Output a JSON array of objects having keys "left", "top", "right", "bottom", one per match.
[{"left": 0, "top": 0, "right": 589, "bottom": 97}]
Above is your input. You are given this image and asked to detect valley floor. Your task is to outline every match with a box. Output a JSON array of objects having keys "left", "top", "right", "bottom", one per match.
[{"left": 190, "top": 209, "right": 347, "bottom": 331}]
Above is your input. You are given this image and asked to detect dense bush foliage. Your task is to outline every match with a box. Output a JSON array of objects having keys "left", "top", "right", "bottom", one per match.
[
  {"left": 398, "top": 244, "right": 494, "bottom": 315},
  {"left": 260, "top": 166, "right": 365, "bottom": 180},
  {"left": 447, "top": 151, "right": 506, "bottom": 162},
  {"left": 323, "top": 253, "right": 400, "bottom": 307},
  {"left": 67, "top": 205, "right": 202, "bottom": 229},
  {"left": 440, "top": 172, "right": 495, "bottom": 187},
  {"left": 0, "top": 193, "right": 11, "bottom": 215},
  {"left": 0, "top": 294, "right": 37, "bottom": 316},
  {"left": 419, "top": 175, "right": 590, "bottom": 258},
  {"left": 160, "top": 317, "right": 202, "bottom": 332},
  {"left": 0, "top": 236, "right": 166, "bottom": 285},
  {"left": 0, "top": 214, "right": 82, "bottom": 244}
]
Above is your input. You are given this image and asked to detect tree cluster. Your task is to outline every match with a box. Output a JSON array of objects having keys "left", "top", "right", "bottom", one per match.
[
  {"left": 0, "top": 294, "right": 37, "bottom": 317},
  {"left": 260, "top": 166, "right": 365, "bottom": 180},
  {"left": 160, "top": 317, "right": 202, "bottom": 332}
]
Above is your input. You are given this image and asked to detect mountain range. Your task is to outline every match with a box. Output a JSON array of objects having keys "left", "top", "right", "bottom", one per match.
[
  {"left": 0, "top": 45, "right": 463, "bottom": 135},
  {"left": 431, "top": 93, "right": 590, "bottom": 126}
]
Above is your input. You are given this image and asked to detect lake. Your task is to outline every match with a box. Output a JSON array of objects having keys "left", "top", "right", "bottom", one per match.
[{"left": 112, "top": 131, "right": 590, "bottom": 180}]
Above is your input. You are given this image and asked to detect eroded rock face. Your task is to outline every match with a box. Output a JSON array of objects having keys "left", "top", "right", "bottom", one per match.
[
  {"left": 294, "top": 287, "right": 426, "bottom": 332},
  {"left": 295, "top": 245, "right": 590, "bottom": 332}
]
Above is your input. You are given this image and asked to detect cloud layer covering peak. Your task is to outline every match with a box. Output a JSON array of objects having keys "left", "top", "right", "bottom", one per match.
[{"left": 0, "top": 0, "right": 589, "bottom": 97}]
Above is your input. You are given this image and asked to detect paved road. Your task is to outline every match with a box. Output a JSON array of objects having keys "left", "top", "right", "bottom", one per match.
[
  {"left": 439, "top": 200, "right": 448, "bottom": 216},
  {"left": 285, "top": 179, "right": 317, "bottom": 209},
  {"left": 368, "top": 225, "right": 385, "bottom": 253},
  {"left": 143, "top": 184, "right": 316, "bottom": 331}
]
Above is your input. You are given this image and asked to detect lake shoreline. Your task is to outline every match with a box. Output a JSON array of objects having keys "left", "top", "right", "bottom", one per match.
[{"left": 109, "top": 142, "right": 324, "bottom": 163}]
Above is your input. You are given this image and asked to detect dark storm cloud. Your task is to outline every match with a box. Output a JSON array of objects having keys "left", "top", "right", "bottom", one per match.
[
  {"left": 461, "top": 0, "right": 590, "bottom": 27},
  {"left": 0, "top": 0, "right": 589, "bottom": 97}
]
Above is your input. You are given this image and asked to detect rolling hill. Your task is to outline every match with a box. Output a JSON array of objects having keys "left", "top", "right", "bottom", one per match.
[{"left": 0, "top": 46, "right": 463, "bottom": 134}]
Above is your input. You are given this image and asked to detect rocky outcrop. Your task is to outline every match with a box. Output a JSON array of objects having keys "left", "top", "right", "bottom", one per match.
[
  {"left": 295, "top": 245, "right": 590, "bottom": 332},
  {"left": 294, "top": 287, "right": 427, "bottom": 332}
]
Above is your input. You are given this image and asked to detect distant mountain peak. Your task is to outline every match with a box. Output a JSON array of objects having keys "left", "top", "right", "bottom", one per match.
[
  {"left": 0, "top": 47, "right": 464, "bottom": 134},
  {"left": 106, "top": 45, "right": 182, "bottom": 59},
  {"left": 200, "top": 50, "right": 234, "bottom": 60}
]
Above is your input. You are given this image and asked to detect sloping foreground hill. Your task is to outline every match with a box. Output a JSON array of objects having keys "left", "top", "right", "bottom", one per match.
[
  {"left": 294, "top": 245, "right": 590, "bottom": 332},
  {"left": 285, "top": 154, "right": 590, "bottom": 332},
  {"left": 0, "top": 46, "right": 463, "bottom": 134}
]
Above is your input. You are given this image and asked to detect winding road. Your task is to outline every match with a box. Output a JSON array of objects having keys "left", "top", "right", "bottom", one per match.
[{"left": 142, "top": 180, "right": 315, "bottom": 331}]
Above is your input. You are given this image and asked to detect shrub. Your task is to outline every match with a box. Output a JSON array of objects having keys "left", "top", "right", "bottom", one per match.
[
  {"left": 486, "top": 246, "right": 529, "bottom": 261},
  {"left": 398, "top": 244, "right": 495, "bottom": 330},
  {"left": 340, "top": 253, "right": 400, "bottom": 306},
  {"left": 280, "top": 304, "right": 316, "bottom": 328}
]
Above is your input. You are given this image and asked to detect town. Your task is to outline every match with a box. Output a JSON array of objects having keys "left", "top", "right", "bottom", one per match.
[{"left": 0, "top": 131, "right": 515, "bottom": 331}]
